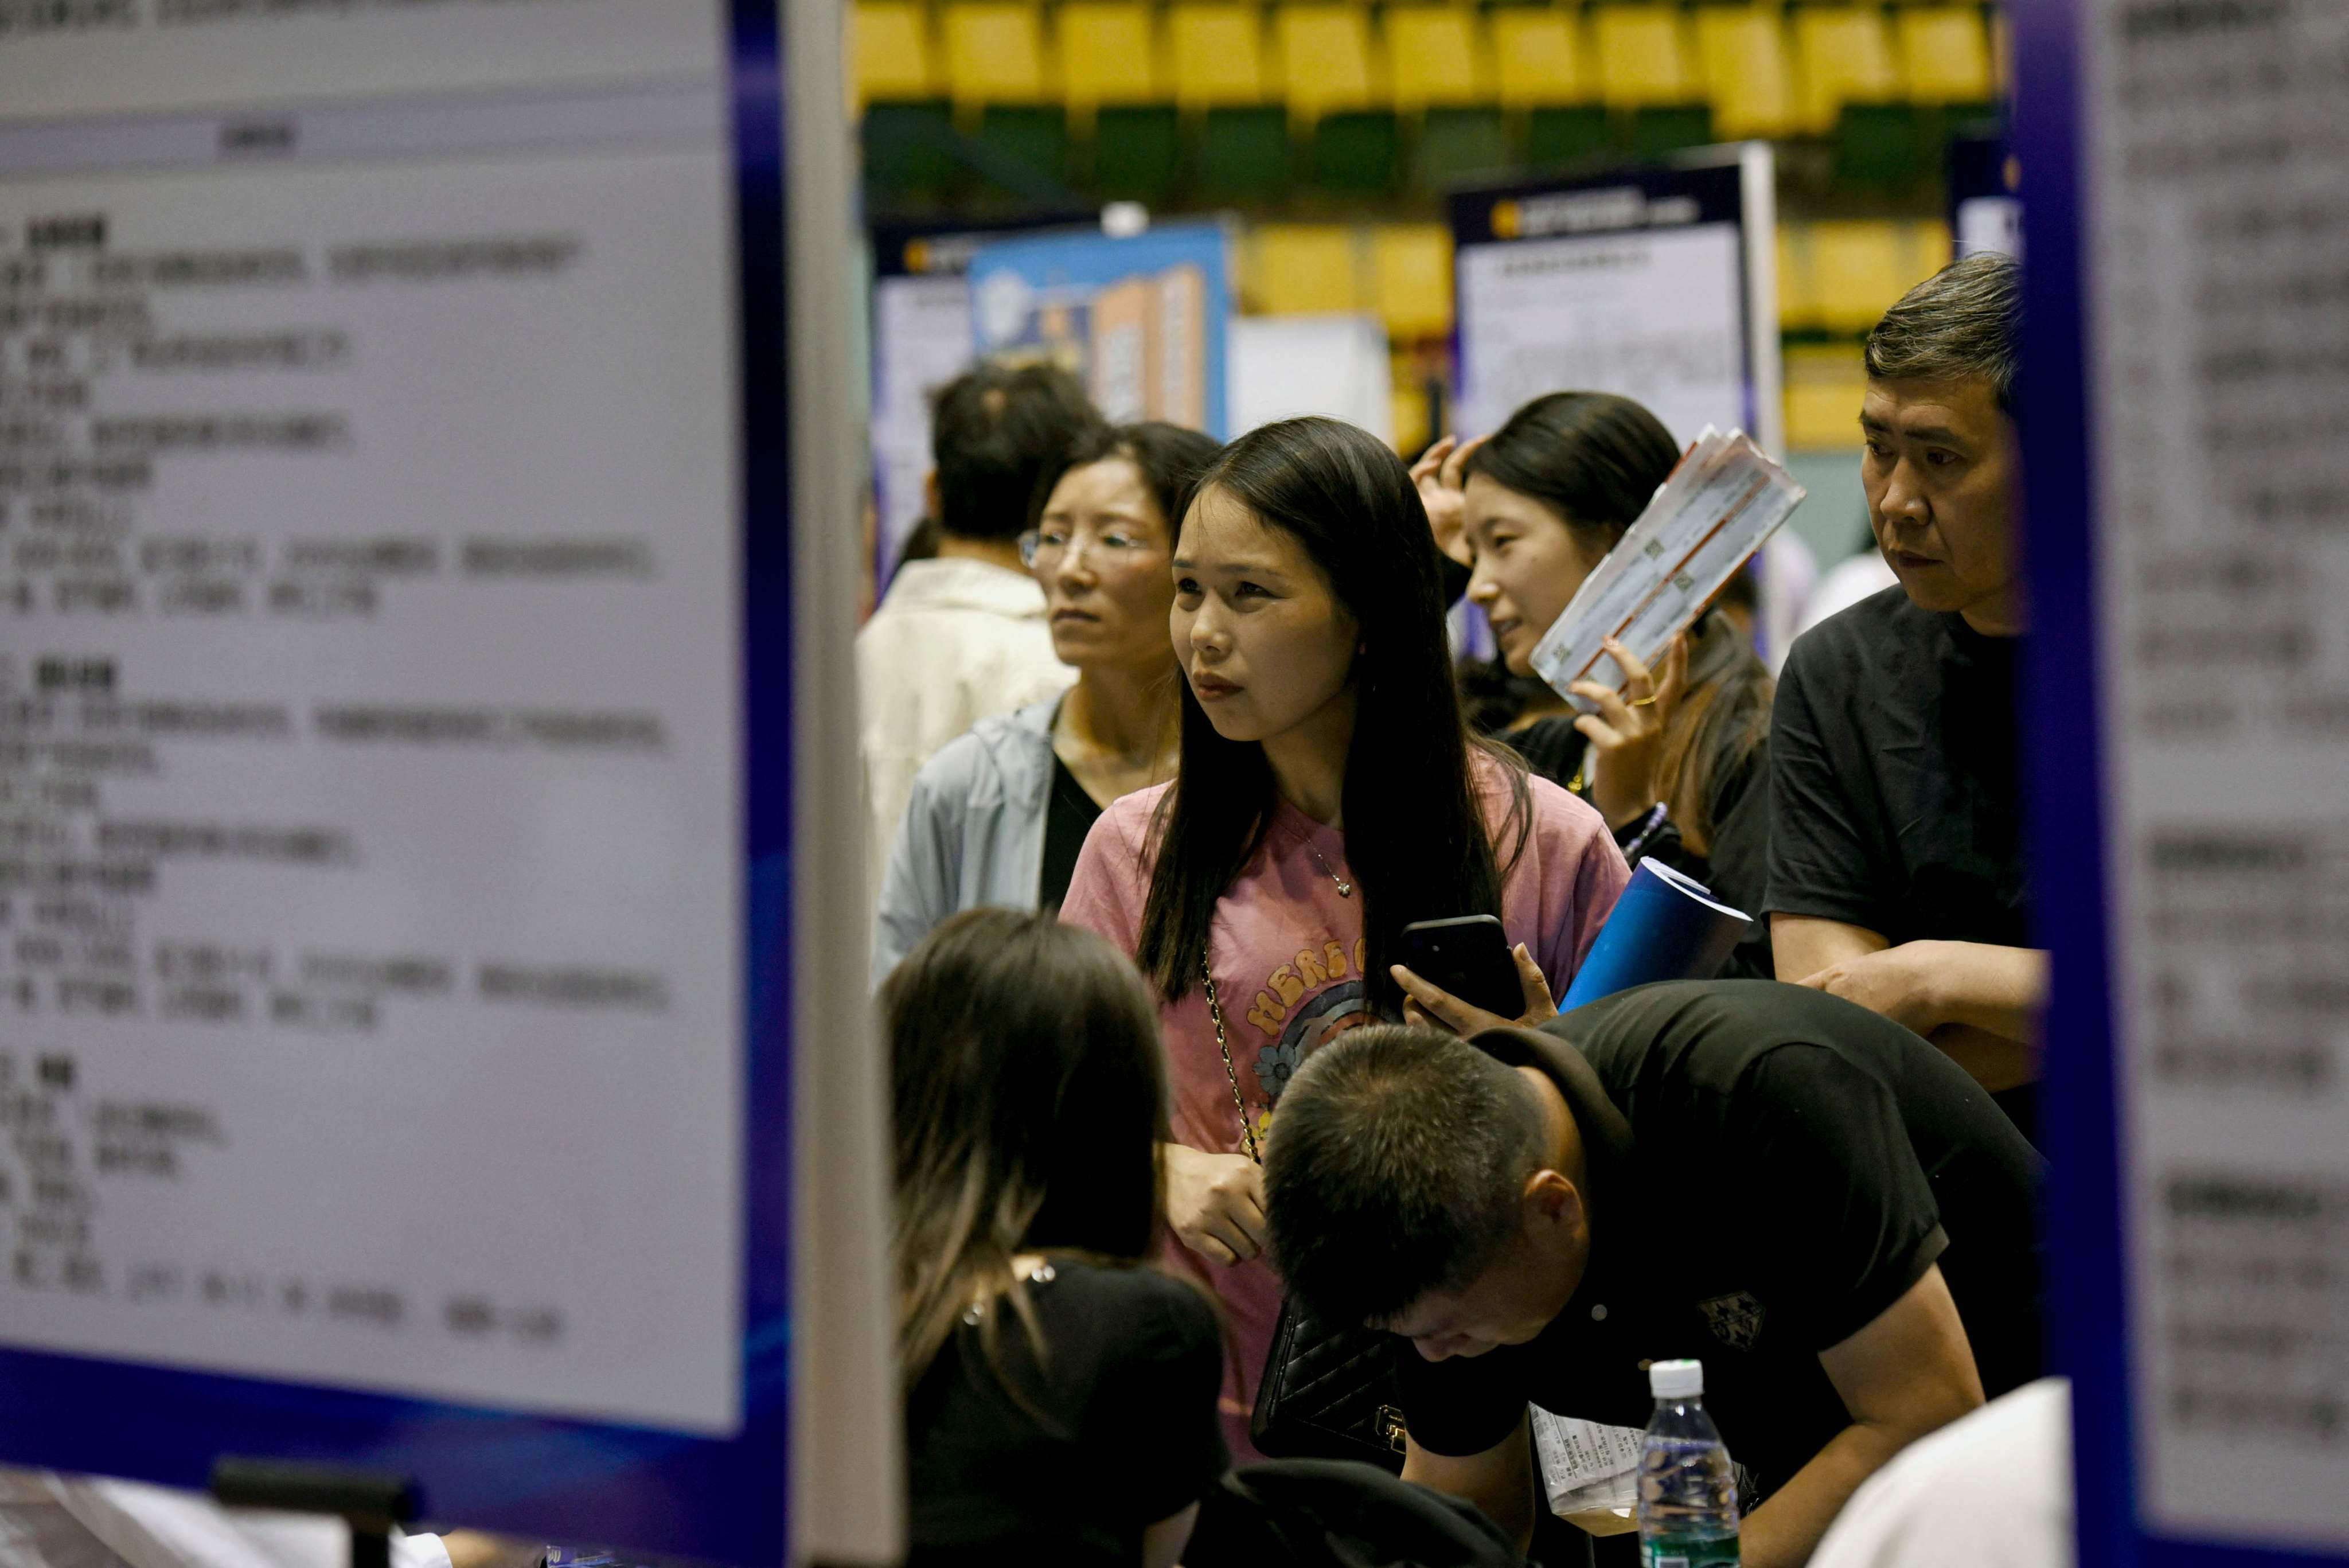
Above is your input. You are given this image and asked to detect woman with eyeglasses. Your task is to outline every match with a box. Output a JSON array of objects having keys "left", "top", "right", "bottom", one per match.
[{"left": 873, "top": 420, "right": 1223, "bottom": 985}]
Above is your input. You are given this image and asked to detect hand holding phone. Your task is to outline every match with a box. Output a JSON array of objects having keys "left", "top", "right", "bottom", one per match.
[{"left": 1395, "top": 915, "right": 1554, "bottom": 1033}]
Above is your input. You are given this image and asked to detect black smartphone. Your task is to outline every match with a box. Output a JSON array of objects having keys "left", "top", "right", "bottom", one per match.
[{"left": 1397, "top": 915, "right": 1523, "bottom": 1020}]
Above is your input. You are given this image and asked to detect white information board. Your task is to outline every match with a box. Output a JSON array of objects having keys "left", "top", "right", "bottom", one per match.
[
  {"left": 1449, "top": 146, "right": 1781, "bottom": 454},
  {"left": 1228, "top": 313, "right": 1394, "bottom": 444},
  {"left": 1456, "top": 224, "right": 1743, "bottom": 446},
  {"left": 0, "top": 9, "right": 741, "bottom": 1434},
  {"left": 2081, "top": 0, "right": 2349, "bottom": 1548},
  {"left": 871, "top": 270, "right": 977, "bottom": 571}
]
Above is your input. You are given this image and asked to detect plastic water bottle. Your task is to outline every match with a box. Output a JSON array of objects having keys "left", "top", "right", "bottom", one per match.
[{"left": 1636, "top": 1358, "right": 1741, "bottom": 1567}]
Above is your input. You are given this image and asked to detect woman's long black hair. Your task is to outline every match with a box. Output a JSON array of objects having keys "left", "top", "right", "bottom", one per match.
[
  {"left": 1463, "top": 391, "right": 1774, "bottom": 854},
  {"left": 885, "top": 908, "right": 1169, "bottom": 1392},
  {"left": 1136, "top": 417, "right": 1529, "bottom": 1017}
]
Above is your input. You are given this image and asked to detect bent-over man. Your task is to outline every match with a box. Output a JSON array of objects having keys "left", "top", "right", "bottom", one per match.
[{"left": 1263, "top": 980, "right": 2043, "bottom": 1567}]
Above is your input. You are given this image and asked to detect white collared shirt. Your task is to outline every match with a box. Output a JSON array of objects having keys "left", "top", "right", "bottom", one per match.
[{"left": 857, "top": 556, "right": 1072, "bottom": 899}]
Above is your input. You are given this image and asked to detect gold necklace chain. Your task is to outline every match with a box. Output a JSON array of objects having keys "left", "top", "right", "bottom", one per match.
[{"left": 1201, "top": 959, "right": 1262, "bottom": 1165}]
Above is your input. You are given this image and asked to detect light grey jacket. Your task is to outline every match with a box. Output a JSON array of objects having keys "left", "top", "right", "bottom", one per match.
[{"left": 871, "top": 697, "right": 1060, "bottom": 988}]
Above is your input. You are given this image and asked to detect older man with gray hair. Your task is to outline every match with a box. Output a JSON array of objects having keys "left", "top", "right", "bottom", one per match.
[{"left": 1763, "top": 252, "right": 2048, "bottom": 1142}]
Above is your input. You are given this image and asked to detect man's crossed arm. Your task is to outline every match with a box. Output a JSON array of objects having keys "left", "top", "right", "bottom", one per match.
[{"left": 1771, "top": 915, "right": 2046, "bottom": 1092}]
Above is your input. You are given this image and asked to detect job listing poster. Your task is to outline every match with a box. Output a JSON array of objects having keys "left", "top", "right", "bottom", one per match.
[{"left": 0, "top": 3, "right": 747, "bottom": 1438}]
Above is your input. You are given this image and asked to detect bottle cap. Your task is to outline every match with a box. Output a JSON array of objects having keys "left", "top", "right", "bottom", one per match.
[{"left": 1649, "top": 1359, "right": 1703, "bottom": 1399}]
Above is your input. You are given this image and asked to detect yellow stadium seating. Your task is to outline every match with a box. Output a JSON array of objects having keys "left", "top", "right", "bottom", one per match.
[
  {"left": 1248, "top": 224, "right": 1362, "bottom": 315},
  {"left": 942, "top": 1, "right": 1051, "bottom": 107},
  {"left": 852, "top": 0, "right": 935, "bottom": 113},
  {"left": 1782, "top": 342, "right": 1870, "bottom": 449},
  {"left": 1592, "top": 5, "right": 1696, "bottom": 110},
  {"left": 1695, "top": 6, "right": 1796, "bottom": 139},
  {"left": 1059, "top": 2, "right": 1161, "bottom": 116},
  {"left": 1274, "top": 6, "right": 1381, "bottom": 123},
  {"left": 1385, "top": 7, "right": 1488, "bottom": 112},
  {"left": 1805, "top": 221, "right": 1905, "bottom": 335},
  {"left": 1168, "top": 3, "right": 1270, "bottom": 108},
  {"left": 1491, "top": 9, "right": 1590, "bottom": 107},
  {"left": 1792, "top": 6, "right": 1900, "bottom": 135},
  {"left": 1804, "top": 219, "right": 1949, "bottom": 335},
  {"left": 1896, "top": 6, "right": 1995, "bottom": 106},
  {"left": 1394, "top": 380, "right": 1433, "bottom": 458},
  {"left": 1371, "top": 223, "right": 1453, "bottom": 341},
  {"left": 1777, "top": 224, "right": 1815, "bottom": 333}
]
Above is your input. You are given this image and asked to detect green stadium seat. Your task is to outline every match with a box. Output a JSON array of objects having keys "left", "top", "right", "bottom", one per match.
[
  {"left": 973, "top": 104, "right": 1071, "bottom": 197},
  {"left": 1310, "top": 110, "right": 1403, "bottom": 196},
  {"left": 1196, "top": 105, "right": 1291, "bottom": 199},
  {"left": 1092, "top": 104, "right": 1181, "bottom": 201},
  {"left": 1416, "top": 106, "right": 1511, "bottom": 189},
  {"left": 861, "top": 99, "right": 957, "bottom": 209},
  {"left": 1835, "top": 102, "right": 1929, "bottom": 190},
  {"left": 1626, "top": 103, "right": 1715, "bottom": 156},
  {"left": 1526, "top": 104, "right": 1610, "bottom": 170}
]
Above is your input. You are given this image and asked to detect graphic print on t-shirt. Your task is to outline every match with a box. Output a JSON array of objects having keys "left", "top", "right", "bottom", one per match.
[
  {"left": 1233, "top": 936, "right": 1382, "bottom": 1145},
  {"left": 1696, "top": 1289, "right": 1768, "bottom": 1354}
]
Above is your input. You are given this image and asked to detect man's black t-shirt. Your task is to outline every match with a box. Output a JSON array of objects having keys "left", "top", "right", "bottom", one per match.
[
  {"left": 1763, "top": 584, "right": 2028, "bottom": 946},
  {"left": 1394, "top": 981, "right": 2043, "bottom": 1497},
  {"left": 909, "top": 1260, "right": 1228, "bottom": 1565}
]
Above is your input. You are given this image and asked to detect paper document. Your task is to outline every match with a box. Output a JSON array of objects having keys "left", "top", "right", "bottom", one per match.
[
  {"left": 1530, "top": 428, "right": 1805, "bottom": 709},
  {"left": 1532, "top": 1408, "right": 1646, "bottom": 1518}
]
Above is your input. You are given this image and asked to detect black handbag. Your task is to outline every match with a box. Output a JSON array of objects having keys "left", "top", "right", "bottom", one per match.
[{"left": 1202, "top": 964, "right": 1411, "bottom": 1473}]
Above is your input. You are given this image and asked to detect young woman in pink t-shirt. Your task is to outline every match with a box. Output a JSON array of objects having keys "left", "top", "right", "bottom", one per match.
[{"left": 1060, "top": 416, "right": 1629, "bottom": 1462}]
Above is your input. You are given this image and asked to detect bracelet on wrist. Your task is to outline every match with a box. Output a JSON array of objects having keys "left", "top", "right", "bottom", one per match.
[{"left": 1618, "top": 802, "right": 1671, "bottom": 862}]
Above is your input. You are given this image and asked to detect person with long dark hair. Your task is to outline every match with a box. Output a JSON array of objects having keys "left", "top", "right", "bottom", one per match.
[
  {"left": 1417, "top": 391, "right": 1778, "bottom": 976},
  {"left": 872, "top": 420, "right": 1220, "bottom": 984},
  {"left": 888, "top": 907, "right": 1227, "bottom": 1566},
  {"left": 1060, "top": 416, "right": 1628, "bottom": 1462}
]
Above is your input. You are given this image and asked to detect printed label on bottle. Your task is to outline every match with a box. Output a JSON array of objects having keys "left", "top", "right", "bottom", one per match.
[{"left": 1643, "top": 1536, "right": 1739, "bottom": 1568}]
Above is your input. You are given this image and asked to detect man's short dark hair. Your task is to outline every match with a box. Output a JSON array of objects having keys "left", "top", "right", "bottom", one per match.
[
  {"left": 928, "top": 363, "right": 1097, "bottom": 543},
  {"left": 1264, "top": 1025, "right": 1544, "bottom": 1325},
  {"left": 1864, "top": 251, "right": 2019, "bottom": 414}
]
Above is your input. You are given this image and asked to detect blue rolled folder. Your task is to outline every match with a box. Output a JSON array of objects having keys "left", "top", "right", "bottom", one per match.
[{"left": 1559, "top": 860, "right": 1753, "bottom": 1009}]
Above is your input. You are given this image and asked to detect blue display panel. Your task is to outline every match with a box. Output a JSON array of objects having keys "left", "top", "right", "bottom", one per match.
[
  {"left": 0, "top": 4, "right": 793, "bottom": 1561},
  {"left": 964, "top": 221, "right": 1235, "bottom": 438},
  {"left": 2018, "top": 1, "right": 2349, "bottom": 1562}
]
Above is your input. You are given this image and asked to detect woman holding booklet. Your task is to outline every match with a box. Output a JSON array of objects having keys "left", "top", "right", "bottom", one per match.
[{"left": 1414, "top": 391, "right": 1777, "bottom": 977}]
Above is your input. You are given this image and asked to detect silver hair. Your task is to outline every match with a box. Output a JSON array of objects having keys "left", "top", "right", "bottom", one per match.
[{"left": 1864, "top": 252, "right": 2019, "bottom": 413}]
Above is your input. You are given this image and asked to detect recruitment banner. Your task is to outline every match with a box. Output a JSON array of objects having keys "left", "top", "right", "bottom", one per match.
[
  {"left": 966, "top": 221, "right": 1234, "bottom": 438},
  {"left": 1447, "top": 144, "right": 1781, "bottom": 453},
  {"left": 2020, "top": 0, "right": 2349, "bottom": 1563},
  {"left": 0, "top": 3, "right": 885, "bottom": 1561}
]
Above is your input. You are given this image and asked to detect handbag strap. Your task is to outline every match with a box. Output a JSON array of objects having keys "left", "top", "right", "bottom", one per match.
[{"left": 1201, "top": 959, "right": 1263, "bottom": 1165}]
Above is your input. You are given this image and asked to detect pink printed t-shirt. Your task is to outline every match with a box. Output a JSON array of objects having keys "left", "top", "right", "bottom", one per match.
[{"left": 1058, "top": 760, "right": 1629, "bottom": 1464}]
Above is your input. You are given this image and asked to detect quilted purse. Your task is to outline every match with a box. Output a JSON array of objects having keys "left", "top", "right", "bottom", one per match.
[{"left": 1201, "top": 963, "right": 1410, "bottom": 1472}]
